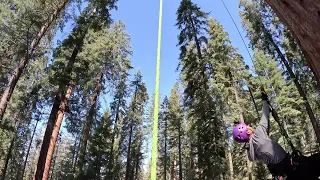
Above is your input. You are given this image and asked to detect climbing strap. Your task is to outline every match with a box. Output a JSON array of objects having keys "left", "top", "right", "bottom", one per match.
[
  {"left": 261, "top": 88, "right": 296, "bottom": 152},
  {"left": 268, "top": 103, "right": 296, "bottom": 151}
]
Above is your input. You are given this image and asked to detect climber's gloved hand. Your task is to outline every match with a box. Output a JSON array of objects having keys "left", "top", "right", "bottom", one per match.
[
  {"left": 261, "top": 91, "right": 268, "bottom": 101},
  {"left": 260, "top": 87, "right": 269, "bottom": 101}
]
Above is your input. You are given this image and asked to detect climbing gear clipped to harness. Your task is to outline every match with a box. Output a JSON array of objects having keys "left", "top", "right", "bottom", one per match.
[{"left": 233, "top": 122, "right": 250, "bottom": 143}]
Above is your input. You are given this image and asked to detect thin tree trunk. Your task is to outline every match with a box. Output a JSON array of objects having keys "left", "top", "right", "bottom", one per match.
[
  {"left": 76, "top": 69, "right": 104, "bottom": 178},
  {"left": 20, "top": 86, "right": 40, "bottom": 179},
  {"left": 134, "top": 136, "right": 142, "bottom": 180},
  {"left": 125, "top": 118, "right": 134, "bottom": 180},
  {"left": 164, "top": 111, "right": 167, "bottom": 180},
  {"left": 135, "top": 158, "right": 139, "bottom": 180},
  {"left": 189, "top": 145, "right": 195, "bottom": 179},
  {"left": 178, "top": 121, "right": 182, "bottom": 180},
  {"left": 228, "top": 151, "right": 234, "bottom": 180},
  {"left": 130, "top": 150, "right": 135, "bottom": 179},
  {"left": 125, "top": 87, "right": 138, "bottom": 180},
  {"left": 113, "top": 137, "right": 123, "bottom": 180},
  {"left": 33, "top": 84, "right": 73, "bottom": 180},
  {"left": 1, "top": 134, "right": 15, "bottom": 180},
  {"left": 71, "top": 135, "right": 79, "bottom": 174},
  {"left": 260, "top": 23, "right": 320, "bottom": 145},
  {"left": 21, "top": 119, "right": 39, "bottom": 179},
  {"left": 0, "top": 0, "right": 69, "bottom": 121},
  {"left": 0, "top": 115, "right": 19, "bottom": 179},
  {"left": 106, "top": 99, "right": 121, "bottom": 180},
  {"left": 171, "top": 160, "right": 177, "bottom": 180}
]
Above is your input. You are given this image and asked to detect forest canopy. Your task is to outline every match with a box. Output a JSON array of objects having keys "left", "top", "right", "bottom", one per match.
[{"left": 0, "top": 0, "right": 319, "bottom": 180}]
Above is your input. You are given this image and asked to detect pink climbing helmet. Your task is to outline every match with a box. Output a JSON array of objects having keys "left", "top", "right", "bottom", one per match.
[{"left": 233, "top": 122, "right": 249, "bottom": 143}]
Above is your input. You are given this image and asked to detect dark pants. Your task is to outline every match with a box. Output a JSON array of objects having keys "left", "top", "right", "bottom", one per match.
[{"left": 268, "top": 153, "right": 320, "bottom": 180}]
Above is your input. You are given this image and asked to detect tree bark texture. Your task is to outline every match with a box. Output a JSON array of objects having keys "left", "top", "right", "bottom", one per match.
[
  {"left": 0, "top": 0, "right": 69, "bottom": 121},
  {"left": 264, "top": 0, "right": 320, "bottom": 87},
  {"left": 33, "top": 20, "right": 87, "bottom": 178},
  {"left": 261, "top": 23, "right": 320, "bottom": 145},
  {"left": 33, "top": 84, "right": 73, "bottom": 180}
]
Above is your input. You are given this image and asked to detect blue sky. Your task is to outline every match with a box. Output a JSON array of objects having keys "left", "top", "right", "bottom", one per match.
[
  {"left": 53, "top": 0, "right": 253, "bottom": 104},
  {"left": 109, "top": 0, "right": 253, "bottom": 100}
]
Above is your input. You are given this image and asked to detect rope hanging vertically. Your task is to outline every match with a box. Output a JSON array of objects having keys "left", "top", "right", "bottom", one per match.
[
  {"left": 220, "top": 0, "right": 254, "bottom": 66},
  {"left": 150, "top": 0, "right": 163, "bottom": 179}
]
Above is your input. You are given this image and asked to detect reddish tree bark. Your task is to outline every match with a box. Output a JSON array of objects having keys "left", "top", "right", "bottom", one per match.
[
  {"left": 264, "top": 0, "right": 320, "bottom": 87},
  {"left": 33, "top": 18, "right": 87, "bottom": 178},
  {"left": 33, "top": 84, "right": 73, "bottom": 180},
  {"left": 0, "top": 0, "right": 69, "bottom": 121}
]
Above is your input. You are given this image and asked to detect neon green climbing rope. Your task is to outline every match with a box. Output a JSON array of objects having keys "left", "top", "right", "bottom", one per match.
[{"left": 150, "top": 0, "right": 163, "bottom": 179}]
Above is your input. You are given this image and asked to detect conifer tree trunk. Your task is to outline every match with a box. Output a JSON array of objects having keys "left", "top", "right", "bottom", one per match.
[
  {"left": 33, "top": 16, "right": 89, "bottom": 177},
  {"left": 107, "top": 99, "right": 121, "bottom": 179},
  {"left": 1, "top": 116, "right": 19, "bottom": 180},
  {"left": 260, "top": 23, "right": 320, "bottom": 145},
  {"left": 33, "top": 84, "right": 73, "bottom": 180},
  {"left": 227, "top": 151, "right": 234, "bottom": 180},
  {"left": 125, "top": 87, "right": 138, "bottom": 180},
  {"left": 264, "top": 0, "right": 320, "bottom": 87},
  {"left": 164, "top": 111, "right": 167, "bottom": 180},
  {"left": 50, "top": 138, "right": 61, "bottom": 180},
  {"left": 134, "top": 136, "right": 142, "bottom": 180},
  {"left": 0, "top": 0, "right": 69, "bottom": 121},
  {"left": 22, "top": 119, "right": 39, "bottom": 179},
  {"left": 171, "top": 159, "right": 177, "bottom": 180},
  {"left": 125, "top": 121, "right": 134, "bottom": 180},
  {"left": 76, "top": 69, "right": 104, "bottom": 178},
  {"left": 130, "top": 151, "right": 135, "bottom": 179},
  {"left": 21, "top": 87, "right": 40, "bottom": 179},
  {"left": 178, "top": 121, "right": 183, "bottom": 180},
  {"left": 71, "top": 135, "right": 80, "bottom": 174},
  {"left": 189, "top": 146, "right": 195, "bottom": 179},
  {"left": 1, "top": 135, "right": 15, "bottom": 180}
]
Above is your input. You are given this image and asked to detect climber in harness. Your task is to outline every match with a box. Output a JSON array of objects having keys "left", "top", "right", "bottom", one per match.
[{"left": 232, "top": 89, "right": 320, "bottom": 180}]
